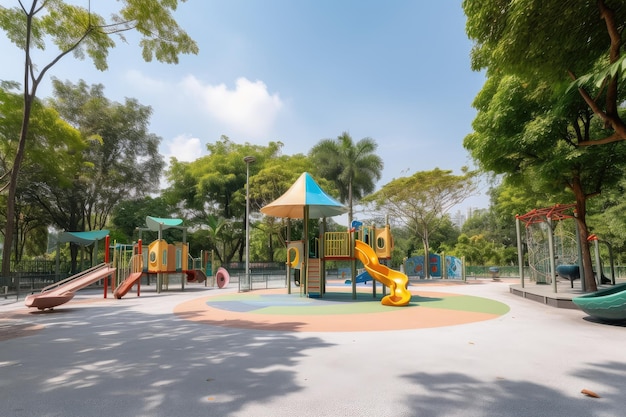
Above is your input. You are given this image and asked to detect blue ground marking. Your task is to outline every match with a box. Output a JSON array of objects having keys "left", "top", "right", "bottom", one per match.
[{"left": 206, "top": 293, "right": 346, "bottom": 312}]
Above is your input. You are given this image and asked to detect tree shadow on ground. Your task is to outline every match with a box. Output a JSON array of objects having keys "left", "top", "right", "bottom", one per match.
[
  {"left": 401, "top": 361, "right": 626, "bottom": 417},
  {"left": 0, "top": 302, "right": 334, "bottom": 417}
]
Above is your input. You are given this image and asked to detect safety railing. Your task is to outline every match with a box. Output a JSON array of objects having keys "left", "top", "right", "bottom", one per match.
[{"left": 324, "top": 232, "right": 351, "bottom": 258}]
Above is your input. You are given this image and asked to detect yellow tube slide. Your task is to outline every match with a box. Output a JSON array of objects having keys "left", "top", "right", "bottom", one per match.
[{"left": 354, "top": 240, "right": 411, "bottom": 306}]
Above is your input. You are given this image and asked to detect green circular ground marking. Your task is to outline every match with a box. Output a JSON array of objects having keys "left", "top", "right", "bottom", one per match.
[{"left": 205, "top": 291, "right": 510, "bottom": 316}]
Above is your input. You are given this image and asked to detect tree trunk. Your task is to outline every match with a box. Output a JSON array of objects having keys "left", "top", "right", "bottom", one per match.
[
  {"left": 422, "top": 227, "right": 430, "bottom": 279},
  {"left": 574, "top": 207, "right": 597, "bottom": 293},
  {"left": 267, "top": 234, "right": 274, "bottom": 263},
  {"left": 572, "top": 180, "right": 597, "bottom": 292},
  {"left": 348, "top": 181, "right": 353, "bottom": 228},
  {"left": 2, "top": 4, "right": 38, "bottom": 277},
  {"left": 2, "top": 94, "right": 33, "bottom": 276}
]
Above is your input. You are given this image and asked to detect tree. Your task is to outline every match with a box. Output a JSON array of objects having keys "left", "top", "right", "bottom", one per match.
[
  {"left": 364, "top": 168, "right": 477, "bottom": 278},
  {"left": 248, "top": 153, "right": 318, "bottom": 263},
  {"left": 585, "top": 177, "right": 626, "bottom": 265},
  {"left": 464, "top": 0, "right": 626, "bottom": 145},
  {"left": 48, "top": 79, "right": 165, "bottom": 229},
  {"left": 309, "top": 132, "right": 383, "bottom": 227},
  {"left": 111, "top": 196, "right": 173, "bottom": 242},
  {"left": 163, "top": 137, "right": 284, "bottom": 264},
  {"left": 453, "top": 234, "right": 502, "bottom": 266},
  {"left": 463, "top": 71, "right": 626, "bottom": 291},
  {"left": 0, "top": 84, "right": 86, "bottom": 263},
  {"left": 0, "top": 0, "right": 197, "bottom": 276}
]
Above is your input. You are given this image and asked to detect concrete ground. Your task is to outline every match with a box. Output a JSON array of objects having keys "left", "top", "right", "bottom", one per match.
[{"left": 0, "top": 279, "right": 625, "bottom": 417}]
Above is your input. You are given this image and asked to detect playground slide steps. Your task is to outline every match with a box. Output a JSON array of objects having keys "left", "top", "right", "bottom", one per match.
[{"left": 307, "top": 258, "right": 321, "bottom": 298}]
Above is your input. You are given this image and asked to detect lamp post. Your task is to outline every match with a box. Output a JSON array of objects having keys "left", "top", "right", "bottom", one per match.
[{"left": 243, "top": 156, "right": 256, "bottom": 291}]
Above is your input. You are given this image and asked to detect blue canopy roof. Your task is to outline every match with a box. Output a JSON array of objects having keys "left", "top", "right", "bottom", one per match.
[{"left": 260, "top": 172, "right": 348, "bottom": 219}]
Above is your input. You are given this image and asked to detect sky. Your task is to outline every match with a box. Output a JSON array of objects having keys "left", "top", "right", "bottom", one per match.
[{"left": 0, "top": 1, "right": 488, "bottom": 218}]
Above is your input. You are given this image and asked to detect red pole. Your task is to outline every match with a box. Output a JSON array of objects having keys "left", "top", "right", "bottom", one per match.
[
  {"left": 105, "top": 235, "right": 110, "bottom": 263},
  {"left": 104, "top": 235, "right": 110, "bottom": 299}
]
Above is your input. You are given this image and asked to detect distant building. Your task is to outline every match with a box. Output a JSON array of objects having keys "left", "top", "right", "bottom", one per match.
[
  {"left": 451, "top": 206, "right": 488, "bottom": 229},
  {"left": 451, "top": 210, "right": 466, "bottom": 229}
]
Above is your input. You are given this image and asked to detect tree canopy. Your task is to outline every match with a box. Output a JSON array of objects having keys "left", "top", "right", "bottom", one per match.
[
  {"left": 464, "top": 0, "right": 626, "bottom": 145},
  {"left": 463, "top": 0, "right": 626, "bottom": 291},
  {"left": 0, "top": 85, "right": 85, "bottom": 263},
  {"left": 364, "top": 168, "right": 476, "bottom": 278},
  {"left": 309, "top": 132, "right": 383, "bottom": 227},
  {"left": 0, "top": 0, "right": 197, "bottom": 275}
]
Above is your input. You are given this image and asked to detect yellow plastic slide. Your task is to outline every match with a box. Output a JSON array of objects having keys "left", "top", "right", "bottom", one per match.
[{"left": 354, "top": 240, "right": 411, "bottom": 306}]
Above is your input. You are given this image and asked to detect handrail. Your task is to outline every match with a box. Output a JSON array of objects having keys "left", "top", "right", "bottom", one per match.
[
  {"left": 37, "top": 263, "right": 111, "bottom": 294},
  {"left": 130, "top": 254, "right": 143, "bottom": 274}
]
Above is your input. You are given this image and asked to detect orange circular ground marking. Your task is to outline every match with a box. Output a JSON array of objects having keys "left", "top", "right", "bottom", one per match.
[{"left": 174, "top": 288, "right": 508, "bottom": 332}]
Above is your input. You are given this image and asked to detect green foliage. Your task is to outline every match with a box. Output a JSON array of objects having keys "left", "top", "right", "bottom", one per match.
[
  {"left": 309, "top": 132, "right": 383, "bottom": 225},
  {"left": 0, "top": 0, "right": 197, "bottom": 273},
  {"left": 463, "top": 1, "right": 626, "bottom": 289},
  {"left": 163, "top": 137, "right": 314, "bottom": 263},
  {"left": 0, "top": 1, "right": 198, "bottom": 71},
  {"left": 365, "top": 168, "right": 477, "bottom": 277},
  {"left": 427, "top": 216, "right": 460, "bottom": 253},
  {"left": 463, "top": 0, "right": 611, "bottom": 82},
  {"left": 453, "top": 233, "right": 503, "bottom": 266},
  {"left": 44, "top": 80, "right": 165, "bottom": 233},
  {"left": 0, "top": 86, "right": 86, "bottom": 262},
  {"left": 111, "top": 196, "right": 173, "bottom": 241}
]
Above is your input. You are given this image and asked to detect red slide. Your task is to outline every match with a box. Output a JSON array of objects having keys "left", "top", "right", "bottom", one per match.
[
  {"left": 114, "top": 272, "right": 143, "bottom": 299},
  {"left": 25, "top": 264, "right": 116, "bottom": 310}
]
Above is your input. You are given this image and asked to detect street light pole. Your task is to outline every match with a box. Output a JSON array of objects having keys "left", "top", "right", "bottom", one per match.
[{"left": 243, "top": 156, "right": 256, "bottom": 292}]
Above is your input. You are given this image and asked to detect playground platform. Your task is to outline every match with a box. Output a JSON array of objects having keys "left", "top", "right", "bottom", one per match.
[{"left": 509, "top": 278, "right": 626, "bottom": 309}]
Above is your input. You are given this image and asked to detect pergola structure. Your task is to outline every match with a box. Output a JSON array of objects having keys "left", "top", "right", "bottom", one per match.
[{"left": 515, "top": 204, "right": 580, "bottom": 292}]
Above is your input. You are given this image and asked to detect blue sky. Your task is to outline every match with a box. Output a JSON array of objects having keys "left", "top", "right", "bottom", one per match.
[{"left": 0, "top": 1, "right": 488, "bottom": 215}]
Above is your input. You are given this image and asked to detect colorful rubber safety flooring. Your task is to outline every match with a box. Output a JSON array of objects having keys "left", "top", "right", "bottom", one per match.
[{"left": 174, "top": 285, "right": 510, "bottom": 332}]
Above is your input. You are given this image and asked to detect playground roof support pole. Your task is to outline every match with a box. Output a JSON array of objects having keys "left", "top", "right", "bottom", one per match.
[
  {"left": 320, "top": 218, "right": 326, "bottom": 296},
  {"left": 602, "top": 240, "right": 616, "bottom": 285},
  {"left": 515, "top": 217, "right": 525, "bottom": 288},
  {"left": 93, "top": 238, "right": 98, "bottom": 268},
  {"left": 593, "top": 237, "right": 602, "bottom": 286},
  {"left": 351, "top": 229, "right": 356, "bottom": 300},
  {"left": 547, "top": 217, "right": 557, "bottom": 293},
  {"left": 303, "top": 206, "right": 309, "bottom": 294},
  {"left": 286, "top": 219, "right": 291, "bottom": 295}
]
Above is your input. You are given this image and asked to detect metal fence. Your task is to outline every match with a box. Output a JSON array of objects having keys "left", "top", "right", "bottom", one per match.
[{"left": 465, "top": 265, "right": 626, "bottom": 280}]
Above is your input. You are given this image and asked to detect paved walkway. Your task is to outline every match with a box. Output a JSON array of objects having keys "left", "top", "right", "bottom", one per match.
[{"left": 0, "top": 280, "right": 624, "bottom": 416}]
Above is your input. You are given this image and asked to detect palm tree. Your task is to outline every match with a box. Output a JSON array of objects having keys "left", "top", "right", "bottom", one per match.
[{"left": 309, "top": 132, "right": 383, "bottom": 226}]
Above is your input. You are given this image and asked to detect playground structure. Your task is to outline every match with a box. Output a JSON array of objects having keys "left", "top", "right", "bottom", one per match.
[
  {"left": 25, "top": 217, "right": 222, "bottom": 309},
  {"left": 515, "top": 204, "right": 616, "bottom": 291},
  {"left": 114, "top": 216, "right": 216, "bottom": 298},
  {"left": 516, "top": 204, "right": 626, "bottom": 321},
  {"left": 287, "top": 219, "right": 411, "bottom": 307},
  {"left": 25, "top": 234, "right": 116, "bottom": 310},
  {"left": 516, "top": 205, "right": 579, "bottom": 286},
  {"left": 572, "top": 282, "right": 626, "bottom": 321},
  {"left": 260, "top": 172, "right": 410, "bottom": 307}
]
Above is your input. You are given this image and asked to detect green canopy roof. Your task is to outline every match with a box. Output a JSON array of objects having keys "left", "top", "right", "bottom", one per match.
[
  {"left": 145, "top": 216, "right": 184, "bottom": 231},
  {"left": 58, "top": 230, "right": 110, "bottom": 246}
]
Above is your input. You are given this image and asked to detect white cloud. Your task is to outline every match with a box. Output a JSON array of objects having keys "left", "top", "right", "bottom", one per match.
[
  {"left": 181, "top": 75, "right": 284, "bottom": 139},
  {"left": 163, "top": 134, "right": 203, "bottom": 162}
]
